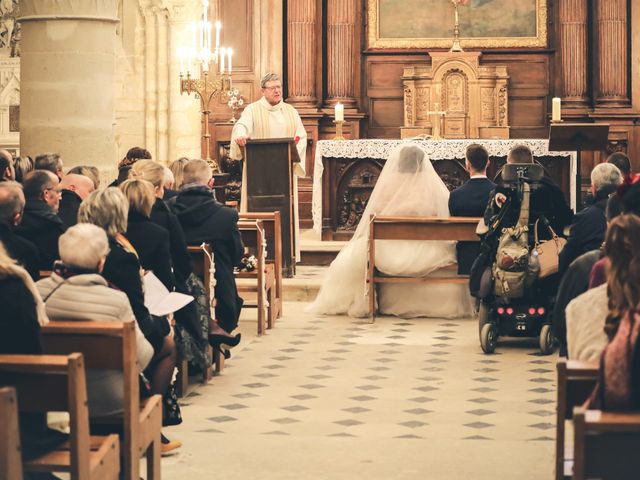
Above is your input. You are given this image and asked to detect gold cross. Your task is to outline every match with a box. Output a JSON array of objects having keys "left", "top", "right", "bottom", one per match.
[{"left": 426, "top": 102, "right": 447, "bottom": 140}]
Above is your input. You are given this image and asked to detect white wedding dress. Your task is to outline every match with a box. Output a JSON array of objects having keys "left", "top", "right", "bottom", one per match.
[{"left": 307, "top": 143, "right": 473, "bottom": 319}]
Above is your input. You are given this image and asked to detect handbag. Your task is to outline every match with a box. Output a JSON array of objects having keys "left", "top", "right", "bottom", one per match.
[{"left": 533, "top": 218, "right": 567, "bottom": 278}]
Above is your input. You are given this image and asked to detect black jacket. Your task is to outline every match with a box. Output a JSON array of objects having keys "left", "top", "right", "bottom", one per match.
[
  {"left": 101, "top": 236, "right": 168, "bottom": 351},
  {"left": 170, "top": 186, "right": 243, "bottom": 333},
  {"left": 552, "top": 249, "right": 602, "bottom": 357},
  {"left": 57, "top": 189, "right": 82, "bottom": 231},
  {"left": 15, "top": 199, "right": 64, "bottom": 271},
  {"left": 449, "top": 177, "right": 495, "bottom": 274},
  {"left": 484, "top": 176, "right": 574, "bottom": 244},
  {"left": 0, "top": 222, "right": 40, "bottom": 280},
  {"left": 559, "top": 189, "right": 612, "bottom": 275},
  {"left": 125, "top": 210, "right": 175, "bottom": 291},
  {"left": 150, "top": 198, "right": 192, "bottom": 287},
  {"left": 0, "top": 275, "right": 42, "bottom": 355}
]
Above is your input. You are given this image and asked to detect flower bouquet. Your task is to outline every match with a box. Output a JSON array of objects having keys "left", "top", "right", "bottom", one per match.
[{"left": 227, "top": 88, "right": 244, "bottom": 123}]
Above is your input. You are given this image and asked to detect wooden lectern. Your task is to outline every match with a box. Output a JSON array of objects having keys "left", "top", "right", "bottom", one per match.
[{"left": 244, "top": 138, "right": 298, "bottom": 277}]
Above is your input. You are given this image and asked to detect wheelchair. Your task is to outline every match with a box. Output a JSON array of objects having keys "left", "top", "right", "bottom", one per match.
[{"left": 477, "top": 162, "right": 558, "bottom": 355}]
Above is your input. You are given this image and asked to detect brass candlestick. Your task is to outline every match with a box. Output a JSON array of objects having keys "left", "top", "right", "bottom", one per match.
[
  {"left": 450, "top": 0, "right": 465, "bottom": 52},
  {"left": 180, "top": 69, "right": 231, "bottom": 172},
  {"left": 333, "top": 120, "right": 346, "bottom": 141}
]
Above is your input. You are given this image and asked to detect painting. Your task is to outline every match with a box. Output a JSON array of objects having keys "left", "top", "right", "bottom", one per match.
[{"left": 367, "top": 0, "right": 547, "bottom": 49}]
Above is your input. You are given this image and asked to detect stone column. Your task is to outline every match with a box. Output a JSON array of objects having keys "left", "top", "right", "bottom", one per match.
[
  {"left": 19, "top": 0, "right": 119, "bottom": 178},
  {"left": 326, "top": 0, "right": 357, "bottom": 107},
  {"left": 286, "top": 0, "right": 317, "bottom": 108},
  {"left": 558, "top": 0, "right": 589, "bottom": 106},
  {"left": 595, "top": 0, "right": 629, "bottom": 106}
]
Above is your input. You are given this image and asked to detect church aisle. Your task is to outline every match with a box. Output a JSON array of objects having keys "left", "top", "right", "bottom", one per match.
[{"left": 163, "top": 303, "right": 555, "bottom": 479}]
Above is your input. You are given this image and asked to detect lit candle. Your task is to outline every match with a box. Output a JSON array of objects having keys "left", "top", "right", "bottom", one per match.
[
  {"left": 335, "top": 103, "right": 344, "bottom": 122},
  {"left": 227, "top": 48, "right": 232, "bottom": 73},
  {"left": 552, "top": 97, "right": 562, "bottom": 122},
  {"left": 219, "top": 47, "right": 226, "bottom": 74},
  {"left": 215, "top": 21, "right": 221, "bottom": 52},
  {"left": 202, "top": 49, "right": 209, "bottom": 72}
]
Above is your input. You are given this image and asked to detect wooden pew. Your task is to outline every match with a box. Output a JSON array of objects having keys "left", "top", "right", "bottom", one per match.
[
  {"left": 40, "top": 321, "right": 162, "bottom": 480},
  {"left": 0, "top": 387, "right": 23, "bottom": 480},
  {"left": 0, "top": 353, "right": 120, "bottom": 480},
  {"left": 236, "top": 219, "right": 277, "bottom": 335},
  {"left": 573, "top": 408, "right": 640, "bottom": 480},
  {"left": 188, "top": 243, "right": 223, "bottom": 377},
  {"left": 239, "top": 211, "right": 283, "bottom": 319},
  {"left": 367, "top": 215, "right": 481, "bottom": 322},
  {"left": 555, "top": 359, "right": 599, "bottom": 480}
]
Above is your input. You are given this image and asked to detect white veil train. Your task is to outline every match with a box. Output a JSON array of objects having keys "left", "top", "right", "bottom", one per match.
[{"left": 307, "top": 142, "right": 473, "bottom": 319}]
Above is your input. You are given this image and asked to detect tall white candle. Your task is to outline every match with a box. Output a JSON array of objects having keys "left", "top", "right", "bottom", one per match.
[
  {"left": 227, "top": 48, "right": 233, "bottom": 73},
  {"left": 215, "top": 21, "right": 221, "bottom": 52},
  {"left": 552, "top": 97, "right": 562, "bottom": 122},
  {"left": 206, "top": 22, "right": 211, "bottom": 52},
  {"left": 219, "top": 47, "right": 226, "bottom": 74},
  {"left": 335, "top": 103, "right": 344, "bottom": 122}
]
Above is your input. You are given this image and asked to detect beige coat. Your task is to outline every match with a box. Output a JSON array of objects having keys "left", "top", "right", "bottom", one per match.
[
  {"left": 566, "top": 283, "right": 609, "bottom": 362},
  {"left": 37, "top": 273, "right": 153, "bottom": 417}
]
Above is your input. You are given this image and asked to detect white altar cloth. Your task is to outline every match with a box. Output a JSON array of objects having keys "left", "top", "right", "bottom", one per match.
[{"left": 312, "top": 138, "right": 577, "bottom": 233}]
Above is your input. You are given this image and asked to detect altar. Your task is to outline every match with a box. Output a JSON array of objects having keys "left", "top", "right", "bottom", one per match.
[{"left": 313, "top": 139, "right": 577, "bottom": 241}]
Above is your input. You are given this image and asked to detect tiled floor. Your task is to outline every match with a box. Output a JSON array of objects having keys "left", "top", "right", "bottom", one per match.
[{"left": 162, "top": 302, "right": 556, "bottom": 479}]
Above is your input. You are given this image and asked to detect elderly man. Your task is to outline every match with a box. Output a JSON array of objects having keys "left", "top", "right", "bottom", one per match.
[
  {"left": 15, "top": 170, "right": 64, "bottom": 270},
  {"left": 230, "top": 72, "right": 307, "bottom": 260},
  {"left": 34, "top": 153, "right": 64, "bottom": 181},
  {"left": 559, "top": 163, "right": 622, "bottom": 274},
  {"left": 0, "top": 181, "right": 39, "bottom": 279},
  {"left": 0, "top": 149, "right": 14, "bottom": 181},
  {"left": 169, "top": 159, "right": 243, "bottom": 347},
  {"left": 57, "top": 173, "right": 95, "bottom": 230}
]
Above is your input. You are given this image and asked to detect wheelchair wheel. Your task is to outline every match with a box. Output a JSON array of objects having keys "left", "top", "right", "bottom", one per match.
[
  {"left": 480, "top": 323, "right": 497, "bottom": 354},
  {"left": 539, "top": 324, "right": 556, "bottom": 355},
  {"left": 477, "top": 302, "right": 490, "bottom": 336}
]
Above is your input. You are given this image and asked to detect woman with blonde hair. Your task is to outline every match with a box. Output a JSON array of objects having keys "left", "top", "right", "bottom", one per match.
[{"left": 169, "top": 157, "right": 189, "bottom": 190}]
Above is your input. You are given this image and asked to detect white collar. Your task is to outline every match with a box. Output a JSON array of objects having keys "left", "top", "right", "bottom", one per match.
[
  {"left": 260, "top": 97, "right": 283, "bottom": 112},
  {"left": 470, "top": 174, "right": 488, "bottom": 179}
]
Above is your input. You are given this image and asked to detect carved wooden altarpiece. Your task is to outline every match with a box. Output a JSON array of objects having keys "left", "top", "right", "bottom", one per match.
[{"left": 401, "top": 52, "right": 509, "bottom": 140}]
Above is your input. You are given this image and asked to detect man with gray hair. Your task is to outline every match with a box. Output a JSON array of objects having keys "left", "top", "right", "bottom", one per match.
[
  {"left": 0, "top": 181, "right": 39, "bottom": 279},
  {"left": 229, "top": 72, "right": 307, "bottom": 260},
  {"left": 559, "top": 162, "right": 623, "bottom": 274}
]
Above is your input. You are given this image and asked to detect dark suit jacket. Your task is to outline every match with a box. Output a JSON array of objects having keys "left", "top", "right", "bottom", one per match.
[
  {"left": 57, "top": 189, "right": 82, "bottom": 231},
  {"left": 449, "top": 177, "right": 495, "bottom": 274},
  {"left": 150, "top": 198, "right": 192, "bottom": 287},
  {"left": 15, "top": 199, "right": 64, "bottom": 271},
  {"left": 0, "top": 222, "right": 40, "bottom": 280},
  {"left": 558, "top": 189, "right": 611, "bottom": 275},
  {"left": 102, "top": 236, "right": 168, "bottom": 352},
  {"left": 170, "top": 185, "right": 244, "bottom": 333},
  {"left": 125, "top": 210, "right": 175, "bottom": 291}
]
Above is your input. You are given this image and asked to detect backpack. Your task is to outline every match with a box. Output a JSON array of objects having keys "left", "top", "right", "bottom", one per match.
[{"left": 492, "top": 183, "right": 531, "bottom": 298}]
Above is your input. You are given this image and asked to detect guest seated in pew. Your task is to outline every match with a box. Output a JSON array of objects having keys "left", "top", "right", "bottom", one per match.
[
  {"left": 34, "top": 153, "right": 64, "bottom": 182},
  {"left": 169, "top": 157, "right": 189, "bottom": 191},
  {"left": 15, "top": 170, "right": 64, "bottom": 271},
  {"left": 57, "top": 173, "right": 95, "bottom": 231},
  {"left": 119, "top": 179, "right": 175, "bottom": 291},
  {"left": 448, "top": 143, "right": 495, "bottom": 275},
  {"left": 308, "top": 143, "right": 472, "bottom": 319},
  {"left": 607, "top": 151, "right": 637, "bottom": 185},
  {"left": 67, "top": 165, "right": 100, "bottom": 189},
  {"left": 169, "top": 159, "right": 243, "bottom": 349},
  {"left": 109, "top": 146, "right": 152, "bottom": 187},
  {"left": 13, "top": 155, "right": 34, "bottom": 184},
  {"left": 586, "top": 214, "right": 640, "bottom": 410},
  {"left": 559, "top": 163, "right": 622, "bottom": 275},
  {"left": 36, "top": 224, "right": 154, "bottom": 417},
  {"left": 128, "top": 160, "right": 208, "bottom": 367},
  {"left": 162, "top": 166, "right": 179, "bottom": 200},
  {"left": 0, "top": 148, "right": 14, "bottom": 181},
  {"left": 0, "top": 181, "right": 40, "bottom": 279}
]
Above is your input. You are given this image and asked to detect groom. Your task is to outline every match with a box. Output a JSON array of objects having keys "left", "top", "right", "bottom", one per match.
[{"left": 449, "top": 144, "right": 495, "bottom": 274}]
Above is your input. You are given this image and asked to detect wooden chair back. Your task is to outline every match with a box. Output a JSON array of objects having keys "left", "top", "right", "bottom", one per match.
[
  {"left": 188, "top": 243, "right": 214, "bottom": 302},
  {"left": 0, "top": 386, "right": 23, "bottom": 480},
  {"left": 555, "top": 358, "right": 599, "bottom": 480},
  {"left": 573, "top": 408, "right": 640, "bottom": 480},
  {"left": 39, "top": 321, "right": 142, "bottom": 480},
  {"left": 0, "top": 353, "right": 91, "bottom": 479}
]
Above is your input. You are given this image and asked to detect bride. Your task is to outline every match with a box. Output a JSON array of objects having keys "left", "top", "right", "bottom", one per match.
[{"left": 307, "top": 142, "right": 472, "bottom": 319}]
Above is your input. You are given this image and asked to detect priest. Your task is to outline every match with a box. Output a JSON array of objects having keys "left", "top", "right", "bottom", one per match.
[{"left": 230, "top": 73, "right": 307, "bottom": 261}]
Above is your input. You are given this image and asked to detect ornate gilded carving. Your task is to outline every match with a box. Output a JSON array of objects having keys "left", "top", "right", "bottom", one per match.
[
  {"left": 481, "top": 87, "right": 495, "bottom": 121},
  {"left": 607, "top": 139, "right": 628, "bottom": 155},
  {"left": 404, "top": 86, "right": 414, "bottom": 126},
  {"left": 336, "top": 160, "right": 382, "bottom": 231},
  {"left": 443, "top": 69, "right": 467, "bottom": 112},
  {"left": 416, "top": 87, "right": 430, "bottom": 121},
  {"left": 497, "top": 86, "right": 508, "bottom": 127}
]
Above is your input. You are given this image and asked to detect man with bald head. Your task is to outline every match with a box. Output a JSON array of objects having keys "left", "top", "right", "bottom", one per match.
[
  {"left": 58, "top": 173, "right": 95, "bottom": 230},
  {"left": 15, "top": 170, "right": 65, "bottom": 270},
  {"left": 0, "top": 149, "right": 14, "bottom": 181},
  {"left": 0, "top": 181, "right": 39, "bottom": 279}
]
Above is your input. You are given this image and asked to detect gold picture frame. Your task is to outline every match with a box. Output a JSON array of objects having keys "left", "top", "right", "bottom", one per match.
[{"left": 367, "top": 0, "right": 548, "bottom": 50}]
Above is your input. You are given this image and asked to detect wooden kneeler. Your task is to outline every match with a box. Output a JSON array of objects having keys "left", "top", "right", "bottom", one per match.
[
  {"left": 0, "top": 353, "right": 121, "bottom": 480},
  {"left": 40, "top": 321, "right": 162, "bottom": 480},
  {"left": 0, "top": 387, "right": 24, "bottom": 480}
]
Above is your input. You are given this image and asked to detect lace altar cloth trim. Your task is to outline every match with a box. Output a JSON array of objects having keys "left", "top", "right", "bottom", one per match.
[{"left": 312, "top": 139, "right": 576, "bottom": 233}]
